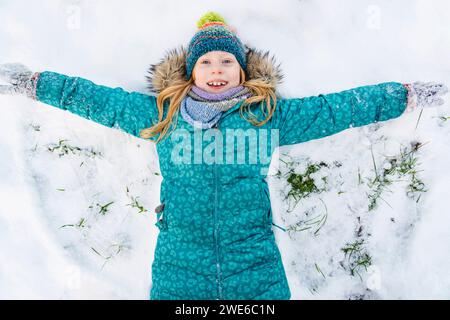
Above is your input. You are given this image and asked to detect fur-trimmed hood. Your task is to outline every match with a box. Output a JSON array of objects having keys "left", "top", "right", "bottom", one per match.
[{"left": 146, "top": 45, "right": 284, "bottom": 94}]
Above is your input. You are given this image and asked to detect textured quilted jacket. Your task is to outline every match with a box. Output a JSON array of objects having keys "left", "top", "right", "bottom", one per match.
[{"left": 35, "top": 69, "right": 408, "bottom": 300}]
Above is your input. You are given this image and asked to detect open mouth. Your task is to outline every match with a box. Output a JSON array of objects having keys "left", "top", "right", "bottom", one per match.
[{"left": 207, "top": 81, "right": 228, "bottom": 89}]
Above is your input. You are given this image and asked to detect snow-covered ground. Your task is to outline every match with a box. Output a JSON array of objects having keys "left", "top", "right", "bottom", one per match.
[{"left": 1, "top": 0, "right": 450, "bottom": 299}]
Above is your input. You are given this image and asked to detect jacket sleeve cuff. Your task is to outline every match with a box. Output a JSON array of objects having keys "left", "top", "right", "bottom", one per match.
[
  {"left": 30, "top": 72, "right": 41, "bottom": 101},
  {"left": 402, "top": 83, "right": 417, "bottom": 113}
]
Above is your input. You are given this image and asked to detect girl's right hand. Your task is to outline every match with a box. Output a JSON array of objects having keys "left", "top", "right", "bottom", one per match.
[{"left": 0, "top": 63, "right": 38, "bottom": 98}]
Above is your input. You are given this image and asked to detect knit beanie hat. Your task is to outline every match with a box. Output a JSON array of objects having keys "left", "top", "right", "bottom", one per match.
[{"left": 185, "top": 12, "right": 247, "bottom": 80}]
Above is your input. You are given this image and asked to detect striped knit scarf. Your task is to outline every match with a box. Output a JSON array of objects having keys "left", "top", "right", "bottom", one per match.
[{"left": 180, "top": 85, "right": 251, "bottom": 129}]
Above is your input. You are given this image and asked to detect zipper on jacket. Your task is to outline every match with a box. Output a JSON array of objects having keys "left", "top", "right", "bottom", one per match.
[{"left": 212, "top": 123, "right": 223, "bottom": 299}]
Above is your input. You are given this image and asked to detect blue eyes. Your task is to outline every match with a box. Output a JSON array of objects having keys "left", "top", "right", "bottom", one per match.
[{"left": 201, "top": 59, "right": 233, "bottom": 64}]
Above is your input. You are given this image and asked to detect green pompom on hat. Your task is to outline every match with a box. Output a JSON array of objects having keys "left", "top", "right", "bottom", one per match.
[
  {"left": 185, "top": 11, "right": 247, "bottom": 80},
  {"left": 196, "top": 11, "right": 227, "bottom": 29}
]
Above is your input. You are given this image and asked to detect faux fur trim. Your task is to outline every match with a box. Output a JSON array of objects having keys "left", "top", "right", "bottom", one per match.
[{"left": 146, "top": 45, "right": 283, "bottom": 94}]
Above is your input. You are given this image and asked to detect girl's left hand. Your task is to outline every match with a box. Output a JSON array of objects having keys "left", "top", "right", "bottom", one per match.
[{"left": 404, "top": 81, "right": 449, "bottom": 113}]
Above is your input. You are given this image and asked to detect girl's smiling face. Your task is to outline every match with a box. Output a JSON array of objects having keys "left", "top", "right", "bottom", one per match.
[{"left": 192, "top": 51, "right": 241, "bottom": 93}]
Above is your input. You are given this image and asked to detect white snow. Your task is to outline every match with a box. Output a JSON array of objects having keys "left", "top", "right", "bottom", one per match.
[{"left": 1, "top": 0, "right": 450, "bottom": 299}]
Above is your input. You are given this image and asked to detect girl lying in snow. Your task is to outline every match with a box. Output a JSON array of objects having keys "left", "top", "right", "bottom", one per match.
[{"left": 0, "top": 12, "right": 448, "bottom": 300}]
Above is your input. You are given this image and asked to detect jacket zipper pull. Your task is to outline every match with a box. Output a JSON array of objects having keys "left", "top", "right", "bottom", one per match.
[
  {"left": 155, "top": 203, "right": 165, "bottom": 213},
  {"left": 155, "top": 203, "right": 165, "bottom": 221},
  {"left": 154, "top": 202, "right": 167, "bottom": 230}
]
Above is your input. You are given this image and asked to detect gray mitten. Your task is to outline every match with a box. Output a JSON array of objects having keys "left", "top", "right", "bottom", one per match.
[
  {"left": 0, "top": 63, "right": 38, "bottom": 99},
  {"left": 404, "top": 81, "right": 449, "bottom": 113}
]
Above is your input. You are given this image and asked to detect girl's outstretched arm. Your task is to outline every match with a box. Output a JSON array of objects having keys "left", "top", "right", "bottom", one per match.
[
  {"left": 272, "top": 81, "right": 447, "bottom": 147},
  {"left": 0, "top": 63, "right": 159, "bottom": 141}
]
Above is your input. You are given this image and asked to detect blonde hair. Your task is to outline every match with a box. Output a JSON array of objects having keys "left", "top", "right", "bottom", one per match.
[{"left": 139, "top": 68, "right": 277, "bottom": 143}]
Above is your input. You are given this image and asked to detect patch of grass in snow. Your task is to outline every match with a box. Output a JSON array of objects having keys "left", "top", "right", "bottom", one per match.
[
  {"left": 60, "top": 213, "right": 131, "bottom": 270},
  {"left": 286, "top": 162, "right": 325, "bottom": 196},
  {"left": 286, "top": 198, "right": 328, "bottom": 236},
  {"left": 340, "top": 239, "right": 372, "bottom": 280},
  {"left": 91, "top": 238, "right": 131, "bottom": 270},
  {"left": 59, "top": 217, "right": 87, "bottom": 229},
  {"left": 46, "top": 139, "right": 103, "bottom": 158},
  {"left": 89, "top": 201, "right": 115, "bottom": 216},
  {"left": 125, "top": 186, "right": 148, "bottom": 214},
  {"left": 366, "top": 141, "right": 428, "bottom": 211},
  {"left": 276, "top": 154, "right": 333, "bottom": 235},
  {"left": 276, "top": 154, "right": 330, "bottom": 211}
]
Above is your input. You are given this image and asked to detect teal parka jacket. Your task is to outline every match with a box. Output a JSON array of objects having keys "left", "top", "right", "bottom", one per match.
[{"left": 33, "top": 48, "right": 408, "bottom": 300}]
